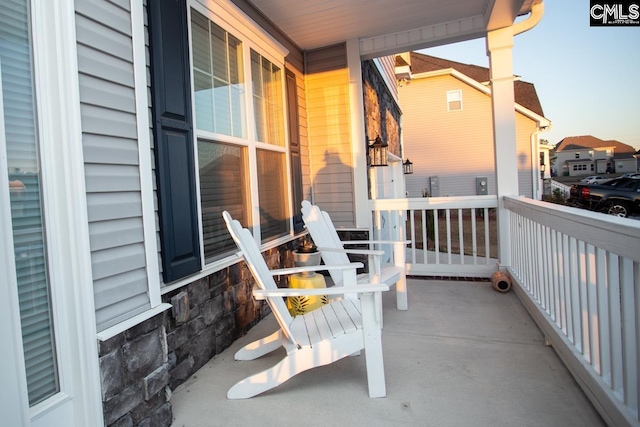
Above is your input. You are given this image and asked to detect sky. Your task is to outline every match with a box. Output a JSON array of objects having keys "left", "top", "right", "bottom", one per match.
[{"left": 419, "top": 1, "right": 640, "bottom": 150}]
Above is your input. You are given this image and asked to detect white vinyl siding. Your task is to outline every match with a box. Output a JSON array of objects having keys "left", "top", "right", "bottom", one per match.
[
  {"left": 75, "top": 0, "right": 150, "bottom": 331},
  {"left": 306, "top": 44, "right": 355, "bottom": 227},
  {"left": 373, "top": 55, "right": 399, "bottom": 102},
  {"left": 287, "top": 65, "right": 312, "bottom": 205},
  {"left": 447, "top": 89, "right": 462, "bottom": 111},
  {"left": 400, "top": 74, "right": 534, "bottom": 198}
]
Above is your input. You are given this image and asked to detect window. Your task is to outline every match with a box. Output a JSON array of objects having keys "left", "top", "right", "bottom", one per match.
[
  {"left": 575, "top": 153, "right": 580, "bottom": 159},
  {"left": 251, "top": 50, "right": 284, "bottom": 146},
  {"left": 191, "top": 13, "right": 245, "bottom": 137},
  {"left": 190, "top": 7, "right": 290, "bottom": 263},
  {"left": 447, "top": 90, "right": 462, "bottom": 111},
  {"left": 1, "top": 2, "right": 58, "bottom": 404}
]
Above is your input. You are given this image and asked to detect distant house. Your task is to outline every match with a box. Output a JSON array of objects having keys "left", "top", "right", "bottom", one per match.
[
  {"left": 396, "top": 52, "right": 551, "bottom": 199},
  {"left": 554, "top": 135, "right": 637, "bottom": 177}
]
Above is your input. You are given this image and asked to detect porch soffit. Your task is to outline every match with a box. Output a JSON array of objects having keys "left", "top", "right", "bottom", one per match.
[{"left": 245, "top": 0, "right": 536, "bottom": 58}]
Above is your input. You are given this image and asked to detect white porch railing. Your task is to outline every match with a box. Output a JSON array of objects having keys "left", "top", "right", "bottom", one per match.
[
  {"left": 505, "top": 196, "right": 640, "bottom": 427},
  {"left": 369, "top": 196, "right": 499, "bottom": 277},
  {"left": 369, "top": 195, "right": 640, "bottom": 426},
  {"left": 547, "top": 179, "right": 571, "bottom": 199}
]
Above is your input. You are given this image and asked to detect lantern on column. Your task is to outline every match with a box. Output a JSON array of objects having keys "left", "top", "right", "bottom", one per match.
[
  {"left": 403, "top": 158, "right": 413, "bottom": 174},
  {"left": 368, "top": 136, "right": 388, "bottom": 167}
]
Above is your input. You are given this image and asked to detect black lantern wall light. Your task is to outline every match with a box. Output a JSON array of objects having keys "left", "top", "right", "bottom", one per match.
[
  {"left": 403, "top": 159, "right": 413, "bottom": 174},
  {"left": 368, "top": 135, "right": 388, "bottom": 167}
]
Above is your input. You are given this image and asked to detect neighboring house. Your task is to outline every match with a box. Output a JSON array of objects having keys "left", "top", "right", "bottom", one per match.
[
  {"left": 397, "top": 52, "right": 551, "bottom": 200},
  {"left": 0, "top": 0, "right": 543, "bottom": 426},
  {"left": 554, "top": 135, "right": 637, "bottom": 177}
]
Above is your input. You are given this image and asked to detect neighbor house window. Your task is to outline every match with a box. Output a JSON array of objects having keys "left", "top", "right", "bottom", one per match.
[
  {"left": 575, "top": 153, "right": 580, "bottom": 159},
  {"left": 190, "top": 7, "right": 290, "bottom": 263},
  {"left": 447, "top": 90, "right": 462, "bottom": 111}
]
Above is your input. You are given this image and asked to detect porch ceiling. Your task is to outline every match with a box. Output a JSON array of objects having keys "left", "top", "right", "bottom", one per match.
[{"left": 246, "top": 0, "right": 541, "bottom": 56}]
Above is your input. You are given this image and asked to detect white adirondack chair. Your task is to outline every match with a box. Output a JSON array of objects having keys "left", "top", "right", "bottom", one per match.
[
  {"left": 301, "top": 200, "right": 410, "bottom": 310},
  {"left": 222, "top": 211, "right": 389, "bottom": 399}
]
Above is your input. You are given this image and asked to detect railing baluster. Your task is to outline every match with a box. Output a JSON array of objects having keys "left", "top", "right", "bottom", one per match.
[
  {"left": 445, "top": 209, "right": 452, "bottom": 265},
  {"left": 569, "top": 237, "right": 580, "bottom": 349},
  {"left": 586, "top": 243, "right": 598, "bottom": 371},
  {"left": 563, "top": 233, "right": 573, "bottom": 343},
  {"left": 458, "top": 209, "right": 464, "bottom": 265},
  {"left": 597, "top": 248, "right": 610, "bottom": 382},
  {"left": 421, "top": 209, "right": 427, "bottom": 264},
  {"left": 434, "top": 209, "right": 440, "bottom": 265},
  {"left": 409, "top": 209, "right": 416, "bottom": 264},
  {"left": 471, "top": 208, "right": 477, "bottom": 265},
  {"left": 578, "top": 240, "right": 590, "bottom": 362},
  {"left": 484, "top": 208, "right": 490, "bottom": 265},
  {"left": 621, "top": 257, "right": 638, "bottom": 414},
  {"left": 608, "top": 253, "right": 623, "bottom": 397}
]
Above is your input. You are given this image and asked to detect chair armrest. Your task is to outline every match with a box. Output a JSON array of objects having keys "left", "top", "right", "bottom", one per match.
[
  {"left": 252, "top": 283, "right": 389, "bottom": 300},
  {"left": 317, "top": 246, "right": 385, "bottom": 256},
  {"left": 270, "top": 262, "right": 364, "bottom": 277},
  {"left": 341, "top": 239, "right": 412, "bottom": 246}
]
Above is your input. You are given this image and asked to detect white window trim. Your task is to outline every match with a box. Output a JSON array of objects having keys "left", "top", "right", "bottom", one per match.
[
  {"left": 0, "top": 0, "right": 103, "bottom": 425},
  {"left": 447, "top": 89, "right": 462, "bottom": 111},
  {"left": 132, "top": 0, "right": 162, "bottom": 307},
  {"left": 188, "top": 0, "right": 294, "bottom": 262}
]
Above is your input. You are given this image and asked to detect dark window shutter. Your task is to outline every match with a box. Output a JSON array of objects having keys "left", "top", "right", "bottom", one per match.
[
  {"left": 286, "top": 70, "right": 304, "bottom": 233},
  {"left": 148, "top": 0, "right": 201, "bottom": 282}
]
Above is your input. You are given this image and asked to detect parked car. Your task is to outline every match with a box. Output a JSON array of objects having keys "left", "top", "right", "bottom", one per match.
[
  {"left": 579, "top": 175, "right": 611, "bottom": 184},
  {"left": 619, "top": 172, "right": 640, "bottom": 179},
  {"left": 568, "top": 177, "right": 640, "bottom": 218}
]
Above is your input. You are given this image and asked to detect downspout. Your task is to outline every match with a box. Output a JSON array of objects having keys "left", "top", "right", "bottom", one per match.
[
  {"left": 531, "top": 130, "right": 541, "bottom": 199},
  {"left": 512, "top": 2, "right": 544, "bottom": 36},
  {"left": 530, "top": 123, "right": 551, "bottom": 200}
]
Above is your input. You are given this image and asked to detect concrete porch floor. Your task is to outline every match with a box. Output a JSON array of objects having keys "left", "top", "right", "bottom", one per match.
[{"left": 171, "top": 279, "right": 604, "bottom": 426}]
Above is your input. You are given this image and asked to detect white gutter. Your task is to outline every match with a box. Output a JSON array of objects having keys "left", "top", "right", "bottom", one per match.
[{"left": 512, "top": 2, "right": 544, "bottom": 36}]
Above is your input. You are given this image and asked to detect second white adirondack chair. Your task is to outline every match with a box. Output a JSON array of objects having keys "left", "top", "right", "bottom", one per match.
[
  {"left": 301, "top": 200, "right": 410, "bottom": 310},
  {"left": 222, "top": 211, "right": 389, "bottom": 399}
]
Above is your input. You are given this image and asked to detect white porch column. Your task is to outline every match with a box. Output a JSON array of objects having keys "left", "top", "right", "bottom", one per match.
[{"left": 487, "top": 27, "right": 518, "bottom": 268}]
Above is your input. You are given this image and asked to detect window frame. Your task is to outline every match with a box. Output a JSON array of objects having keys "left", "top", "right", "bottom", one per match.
[
  {"left": 187, "top": 1, "right": 293, "bottom": 269},
  {"left": 446, "top": 89, "right": 462, "bottom": 111}
]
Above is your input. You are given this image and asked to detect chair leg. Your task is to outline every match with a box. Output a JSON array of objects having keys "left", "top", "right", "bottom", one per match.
[
  {"left": 234, "top": 330, "right": 282, "bottom": 361},
  {"left": 394, "top": 241, "right": 408, "bottom": 311},
  {"left": 228, "top": 335, "right": 365, "bottom": 399},
  {"left": 360, "top": 292, "right": 386, "bottom": 398},
  {"left": 396, "top": 273, "right": 408, "bottom": 311}
]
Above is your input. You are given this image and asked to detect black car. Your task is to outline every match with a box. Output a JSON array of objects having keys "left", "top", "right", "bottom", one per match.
[{"left": 568, "top": 177, "right": 640, "bottom": 218}]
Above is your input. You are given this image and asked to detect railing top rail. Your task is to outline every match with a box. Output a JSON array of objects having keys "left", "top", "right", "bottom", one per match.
[
  {"left": 370, "top": 195, "right": 498, "bottom": 211},
  {"left": 505, "top": 195, "right": 640, "bottom": 263}
]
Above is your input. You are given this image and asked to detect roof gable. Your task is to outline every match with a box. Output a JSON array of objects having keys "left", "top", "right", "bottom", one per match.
[
  {"left": 555, "top": 135, "right": 636, "bottom": 156},
  {"left": 408, "top": 51, "right": 545, "bottom": 117}
]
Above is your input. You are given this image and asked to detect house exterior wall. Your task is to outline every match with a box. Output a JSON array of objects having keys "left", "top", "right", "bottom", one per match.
[
  {"left": 306, "top": 43, "right": 356, "bottom": 227},
  {"left": 374, "top": 55, "right": 399, "bottom": 103},
  {"left": 559, "top": 151, "right": 637, "bottom": 175},
  {"left": 399, "top": 74, "right": 535, "bottom": 198}
]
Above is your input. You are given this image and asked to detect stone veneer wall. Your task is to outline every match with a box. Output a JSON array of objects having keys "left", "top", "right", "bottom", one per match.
[
  {"left": 98, "top": 241, "right": 297, "bottom": 427},
  {"left": 362, "top": 60, "right": 402, "bottom": 159}
]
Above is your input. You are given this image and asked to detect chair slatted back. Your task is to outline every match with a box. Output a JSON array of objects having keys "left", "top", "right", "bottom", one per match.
[
  {"left": 301, "top": 201, "right": 351, "bottom": 286},
  {"left": 222, "top": 211, "right": 298, "bottom": 347}
]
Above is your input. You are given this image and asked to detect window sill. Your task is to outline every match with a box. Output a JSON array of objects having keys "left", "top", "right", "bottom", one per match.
[{"left": 96, "top": 303, "right": 172, "bottom": 341}]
